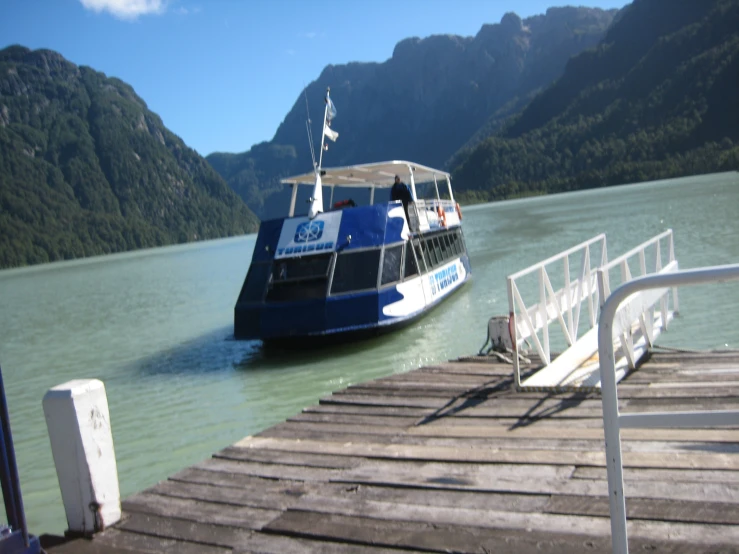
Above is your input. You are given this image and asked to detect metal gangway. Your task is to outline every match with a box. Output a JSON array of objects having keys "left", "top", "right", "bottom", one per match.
[{"left": 496, "top": 230, "right": 678, "bottom": 391}]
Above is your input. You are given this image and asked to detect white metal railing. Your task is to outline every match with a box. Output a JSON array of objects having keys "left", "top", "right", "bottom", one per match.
[
  {"left": 507, "top": 234, "right": 608, "bottom": 388},
  {"left": 598, "top": 264, "right": 739, "bottom": 554},
  {"left": 507, "top": 231, "right": 680, "bottom": 391},
  {"left": 597, "top": 230, "right": 678, "bottom": 375},
  {"left": 411, "top": 199, "right": 460, "bottom": 231}
]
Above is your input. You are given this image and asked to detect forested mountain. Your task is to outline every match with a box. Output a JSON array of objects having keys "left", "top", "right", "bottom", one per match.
[
  {"left": 0, "top": 46, "right": 259, "bottom": 269},
  {"left": 207, "top": 7, "right": 618, "bottom": 220},
  {"left": 3, "top": 0, "right": 736, "bottom": 271},
  {"left": 450, "top": 0, "right": 739, "bottom": 201}
]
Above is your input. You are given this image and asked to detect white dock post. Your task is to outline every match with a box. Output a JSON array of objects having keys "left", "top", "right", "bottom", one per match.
[{"left": 42, "top": 379, "right": 121, "bottom": 535}]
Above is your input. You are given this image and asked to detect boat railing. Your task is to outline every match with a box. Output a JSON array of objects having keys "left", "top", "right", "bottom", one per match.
[
  {"left": 410, "top": 199, "right": 460, "bottom": 232},
  {"left": 506, "top": 234, "right": 608, "bottom": 387},
  {"left": 597, "top": 264, "right": 739, "bottom": 554}
]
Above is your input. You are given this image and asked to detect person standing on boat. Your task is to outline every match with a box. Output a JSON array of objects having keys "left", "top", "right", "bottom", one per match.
[{"left": 391, "top": 175, "right": 413, "bottom": 221}]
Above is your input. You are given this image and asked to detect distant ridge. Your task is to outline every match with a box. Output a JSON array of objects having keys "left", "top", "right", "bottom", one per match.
[{"left": 207, "top": 7, "right": 618, "bottom": 220}]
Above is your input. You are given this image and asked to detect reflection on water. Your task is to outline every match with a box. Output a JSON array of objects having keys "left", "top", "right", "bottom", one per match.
[{"left": 1, "top": 172, "right": 738, "bottom": 534}]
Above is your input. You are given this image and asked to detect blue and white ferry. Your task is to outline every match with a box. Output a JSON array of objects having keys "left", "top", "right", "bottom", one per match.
[{"left": 234, "top": 91, "right": 471, "bottom": 343}]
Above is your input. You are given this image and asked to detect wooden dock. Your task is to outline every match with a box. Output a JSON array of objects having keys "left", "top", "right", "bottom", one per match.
[{"left": 45, "top": 349, "right": 739, "bottom": 553}]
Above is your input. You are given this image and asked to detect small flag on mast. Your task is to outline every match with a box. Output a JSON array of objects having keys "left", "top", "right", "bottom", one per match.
[
  {"left": 326, "top": 97, "right": 337, "bottom": 122},
  {"left": 322, "top": 94, "right": 339, "bottom": 143},
  {"left": 323, "top": 123, "right": 338, "bottom": 142}
]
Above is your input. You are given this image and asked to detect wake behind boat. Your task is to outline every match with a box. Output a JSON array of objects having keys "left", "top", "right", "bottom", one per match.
[{"left": 234, "top": 90, "right": 471, "bottom": 344}]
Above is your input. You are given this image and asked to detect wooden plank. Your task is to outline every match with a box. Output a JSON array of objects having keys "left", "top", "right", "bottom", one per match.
[
  {"left": 302, "top": 404, "right": 434, "bottom": 418},
  {"left": 417, "top": 362, "right": 528, "bottom": 374},
  {"left": 170, "top": 467, "right": 309, "bottom": 490},
  {"left": 122, "top": 492, "right": 281, "bottom": 530},
  {"left": 235, "top": 436, "right": 739, "bottom": 471},
  {"left": 256, "top": 426, "right": 399, "bottom": 444},
  {"left": 334, "top": 385, "right": 514, "bottom": 398},
  {"left": 625, "top": 396, "right": 739, "bottom": 409},
  {"left": 545, "top": 495, "right": 739, "bottom": 525},
  {"left": 623, "top": 399, "right": 739, "bottom": 411},
  {"left": 315, "top": 482, "right": 550, "bottom": 513},
  {"left": 263, "top": 510, "right": 720, "bottom": 553},
  {"left": 290, "top": 493, "right": 739, "bottom": 545},
  {"left": 214, "top": 445, "right": 362, "bottom": 469},
  {"left": 305, "top": 398, "right": 613, "bottom": 419},
  {"left": 380, "top": 433, "right": 739, "bottom": 454},
  {"left": 332, "top": 463, "right": 739, "bottom": 504},
  {"left": 116, "top": 512, "right": 251, "bottom": 549},
  {"left": 625, "top": 372, "right": 739, "bottom": 383},
  {"left": 377, "top": 371, "right": 509, "bottom": 384},
  {"left": 148, "top": 480, "right": 309, "bottom": 511},
  {"left": 43, "top": 534, "right": 147, "bottom": 554},
  {"left": 247, "top": 427, "right": 739, "bottom": 455},
  {"left": 297, "top": 410, "right": 619, "bottom": 426},
  {"left": 288, "top": 412, "right": 419, "bottom": 428},
  {"left": 320, "top": 392, "right": 452, "bottom": 408},
  {"left": 647, "top": 352, "right": 739, "bottom": 361},
  {"left": 94, "top": 528, "right": 230, "bottom": 554},
  {"left": 408, "top": 424, "right": 739, "bottom": 444},
  {"left": 257, "top": 421, "right": 403, "bottom": 438},
  {"left": 312, "top": 396, "right": 733, "bottom": 419},
  {"left": 329, "top": 459, "right": 576, "bottom": 484},
  {"left": 295, "top": 412, "right": 607, "bottom": 429},
  {"left": 572, "top": 466, "right": 739, "bottom": 484},
  {"left": 419, "top": 415, "right": 604, "bottom": 427},
  {"left": 368, "top": 375, "right": 510, "bottom": 388},
  {"left": 194, "top": 456, "right": 343, "bottom": 482},
  {"left": 235, "top": 532, "right": 419, "bottom": 554},
  {"left": 263, "top": 510, "right": 606, "bottom": 554},
  {"left": 615, "top": 385, "right": 739, "bottom": 399},
  {"left": 119, "top": 514, "right": 419, "bottom": 554},
  {"left": 322, "top": 393, "right": 609, "bottom": 409}
]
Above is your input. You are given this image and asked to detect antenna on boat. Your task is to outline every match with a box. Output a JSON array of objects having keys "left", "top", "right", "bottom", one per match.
[
  {"left": 318, "top": 87, "right": 339, "bottom": 169},
  {"left": 303, "top": 86, "right": 317, "bottom": 170},
  {"left": 309, "top": 87, "right": 338, "bottom": 219}
]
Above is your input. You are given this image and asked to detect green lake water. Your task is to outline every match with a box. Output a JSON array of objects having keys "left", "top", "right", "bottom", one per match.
[{"left": 1, "top": 172, "right": 738, "bottom": 534}]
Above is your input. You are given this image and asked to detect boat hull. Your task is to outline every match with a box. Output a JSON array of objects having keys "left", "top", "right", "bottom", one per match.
[
  {"left": 234, "top": 199, "right": 471, "bottom": 345},
  {"left": 235, "top": 252, "right": 471, "bottom": 344}
]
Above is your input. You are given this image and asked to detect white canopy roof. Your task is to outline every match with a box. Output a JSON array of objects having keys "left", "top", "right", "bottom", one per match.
[{"left": 281, "top": 160, "right": 451, "bottom": 189}]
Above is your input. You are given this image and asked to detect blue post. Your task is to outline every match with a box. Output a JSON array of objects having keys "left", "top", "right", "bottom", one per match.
[{"left": 0, "top": 364, "right": 40, "bottom": 554}]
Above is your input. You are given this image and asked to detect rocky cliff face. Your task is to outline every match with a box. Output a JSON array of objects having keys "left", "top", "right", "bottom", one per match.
[{"left": 208, "top": 7, "right": 617, "bottom": 220}]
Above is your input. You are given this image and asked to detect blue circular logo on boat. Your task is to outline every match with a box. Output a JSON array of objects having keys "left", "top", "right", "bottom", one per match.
[{"left": 294, "top": 221, "right": 324, "bottom": 243}]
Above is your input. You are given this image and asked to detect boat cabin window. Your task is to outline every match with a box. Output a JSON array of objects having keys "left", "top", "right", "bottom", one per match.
[
  {"left": 266, "top": 253, "right": 333, "bottom": 302},
  {"left": 238, "top": 262, "right": 271, "bottom": 303},
  {"left": 432, "top": 237, "right": 443, "bottom": 265},
  {"left": 417, "top": 229, "right": 465, "bottom": 271},
  {"left": 271, "top": 254, "right": 332, "bottom": 282},
  {"left": 413, "top": 240, "right": 427, "bottom": 273},
  {"left": 404, "top": 243, "right": 419, "bottom": 278},
  {"left": 381, "top": 245, "right": 403, "bottom": 286},
  {"left": 331, "top": 249, "right": 381, "bottom": 294},
  {"left": 451, "top": 230, "right": 463, "bottom": 255}
]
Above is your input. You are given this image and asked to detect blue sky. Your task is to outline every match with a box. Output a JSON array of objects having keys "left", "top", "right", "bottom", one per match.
[{"left": 1, "top": 0, "right": 628, "bottom": 156}]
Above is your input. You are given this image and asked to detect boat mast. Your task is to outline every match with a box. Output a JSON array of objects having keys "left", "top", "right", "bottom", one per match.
[
  {"left": 318, "top": 88, "right": 331, "bottom": 170},
  {"left": 308, "top": 87, "right": 333, "bottom": 219}
]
